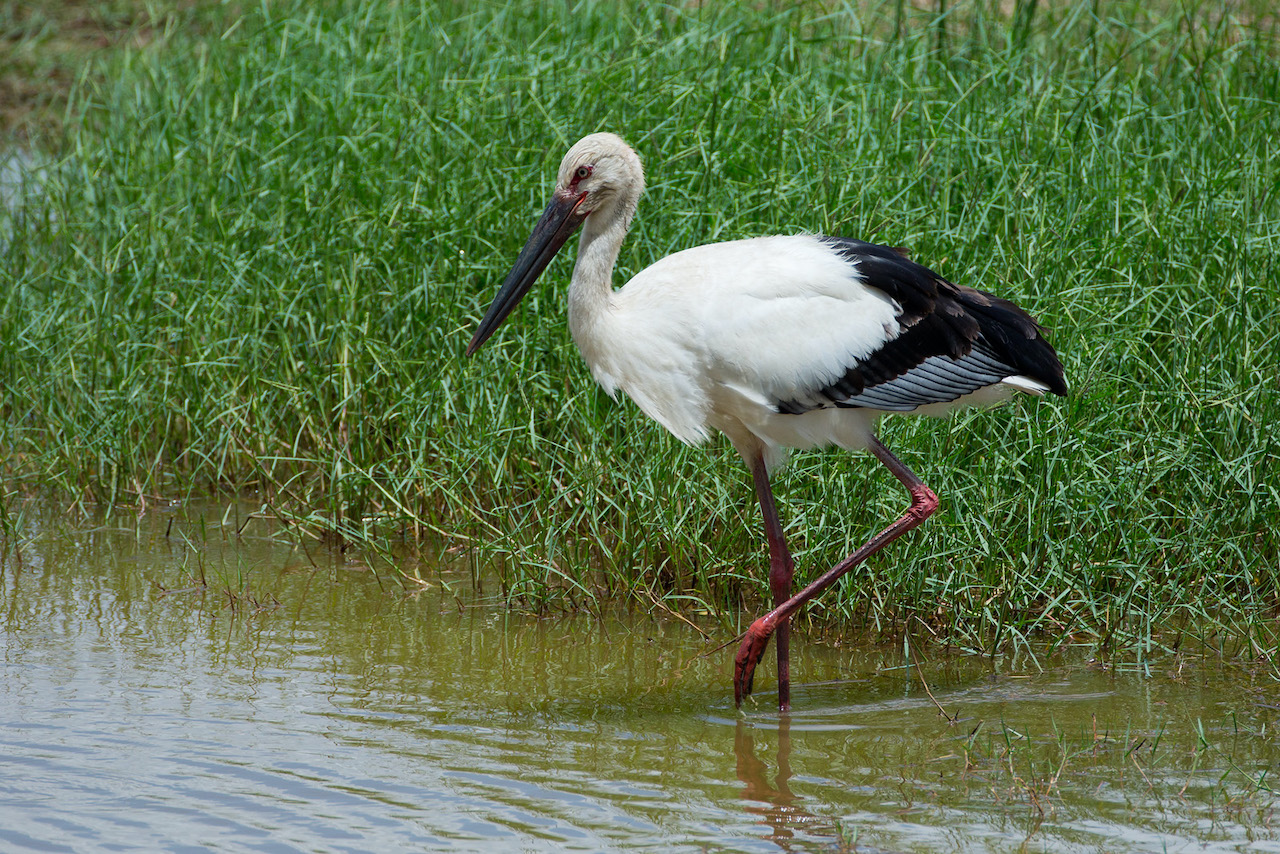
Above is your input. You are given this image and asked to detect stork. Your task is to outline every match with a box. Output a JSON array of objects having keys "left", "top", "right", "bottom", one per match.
[{"left": 466, "top": 133, "right": 1066, "bottom": 712}]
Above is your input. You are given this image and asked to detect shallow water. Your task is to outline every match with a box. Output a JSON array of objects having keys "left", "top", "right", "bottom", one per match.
[{"left": 2, "top": 503, "right": 1277, "bottom": 852}]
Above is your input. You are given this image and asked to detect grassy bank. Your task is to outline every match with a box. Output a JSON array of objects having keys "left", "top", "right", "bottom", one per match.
[{"left": 3, "top": 0, "right": 1278, "bottom": 658}]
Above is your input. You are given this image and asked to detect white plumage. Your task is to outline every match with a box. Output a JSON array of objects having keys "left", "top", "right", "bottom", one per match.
[{"left": 468, "top": 133, "right": 1066, "bottom": 711}]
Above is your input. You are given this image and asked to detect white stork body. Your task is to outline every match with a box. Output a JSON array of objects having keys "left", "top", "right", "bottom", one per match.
[
  {"left": 571, "top": 233, "right": 1050, "bottom": 471},
  {"left": 468, "top": 133, "right": 1066, "bottom": 711}
]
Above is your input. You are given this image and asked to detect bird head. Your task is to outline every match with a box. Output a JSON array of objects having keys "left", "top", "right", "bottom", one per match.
[
  {"left": 555, "top": 132, "right": 645, "bottom": 225},
  {"left": 466, "top": 133, "right": 644, "bottom": 357}
]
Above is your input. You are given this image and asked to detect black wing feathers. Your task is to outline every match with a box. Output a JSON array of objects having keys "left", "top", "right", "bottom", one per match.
[{"left": 773, "top": 237, "right": 1067, "bottom": 415}]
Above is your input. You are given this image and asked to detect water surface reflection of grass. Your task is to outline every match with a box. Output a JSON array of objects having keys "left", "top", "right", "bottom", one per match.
[{"left": 1, "top": 502, "right": 1276, "bottom": 852}]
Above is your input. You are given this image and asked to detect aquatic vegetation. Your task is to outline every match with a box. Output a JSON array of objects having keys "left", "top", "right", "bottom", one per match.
[{"left": 2, "top": 1, "right": 1278, "bottom": 662}]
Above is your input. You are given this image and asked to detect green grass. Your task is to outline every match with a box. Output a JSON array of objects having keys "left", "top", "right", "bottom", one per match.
[
  {"left": 0, "top": 0, "right": 231, "bottom": 142},
  {"left": 2, "top": 0, "right": 1278, "bottom": 659}
]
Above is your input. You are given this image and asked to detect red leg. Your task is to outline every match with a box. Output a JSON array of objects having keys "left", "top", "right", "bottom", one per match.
[
  {"left": 750, "top": 453, "right": 794, "bottom": 713},
  {"left": 734, "top": 436, "right": 939, "bottom": 706}
]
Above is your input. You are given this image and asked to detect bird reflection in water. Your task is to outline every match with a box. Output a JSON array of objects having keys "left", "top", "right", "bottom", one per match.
[{"left": 734, "top": 717, "right": 817, "bottom": 849}]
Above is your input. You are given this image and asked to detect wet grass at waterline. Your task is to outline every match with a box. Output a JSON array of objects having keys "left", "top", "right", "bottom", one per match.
[
  {"left": 2, "top": 1, "right": 1278, "bottom": 661},
  {"left": 5, "top": 502, "right": 1278, "bottom": 852}
]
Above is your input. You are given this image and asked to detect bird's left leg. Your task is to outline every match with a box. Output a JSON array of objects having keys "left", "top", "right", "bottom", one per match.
[
  {"left": 748, "top": 452, "right": 795, "bottom": 712},
  {"left": 734, "top": 436, "right": 939, "bottom": 706}
]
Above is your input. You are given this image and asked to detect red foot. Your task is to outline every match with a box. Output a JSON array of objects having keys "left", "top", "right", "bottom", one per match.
[{"left": 733, "top": 616, "right": 777, "bottom": 706}]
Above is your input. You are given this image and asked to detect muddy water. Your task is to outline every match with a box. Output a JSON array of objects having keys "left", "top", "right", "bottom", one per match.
[{"left": 2, "top": 504, "right": 1276, "bottom": 852}]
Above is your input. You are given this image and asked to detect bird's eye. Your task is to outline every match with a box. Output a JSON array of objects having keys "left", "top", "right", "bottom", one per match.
[{"left": 575, "top": 166, "right": 592, "bottom": 179}]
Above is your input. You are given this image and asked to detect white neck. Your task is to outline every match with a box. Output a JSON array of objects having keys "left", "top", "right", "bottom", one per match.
[{"left": 567, "top": 206, "right": 629, "bottom": 354}]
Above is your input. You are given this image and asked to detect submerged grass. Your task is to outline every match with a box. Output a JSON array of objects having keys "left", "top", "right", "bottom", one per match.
[{"left": 2, "top": 0, "right": 1278, "bottom": 659}]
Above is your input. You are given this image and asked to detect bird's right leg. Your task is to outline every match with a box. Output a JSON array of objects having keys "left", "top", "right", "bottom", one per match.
[
  {"left": 749, "top": 452, "right": 794, "bottom": 713},
  {"left": 734, "top": 436, "right": 938, "bottom": 706}
]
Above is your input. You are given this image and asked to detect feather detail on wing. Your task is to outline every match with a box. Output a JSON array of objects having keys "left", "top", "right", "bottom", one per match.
[{"left": 766, "top": 236, "right": 1067, "bottom": 415}]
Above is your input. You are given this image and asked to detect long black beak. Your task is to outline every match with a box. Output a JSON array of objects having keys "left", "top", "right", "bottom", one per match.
[{"left": 466, "top": 189, "right": 588, "bottom": 356}]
